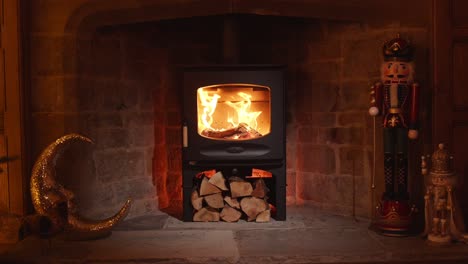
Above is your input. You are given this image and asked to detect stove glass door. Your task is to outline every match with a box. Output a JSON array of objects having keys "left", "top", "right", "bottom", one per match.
[{"left": 197, "top": 83, "right": 271, "bottom": 141}]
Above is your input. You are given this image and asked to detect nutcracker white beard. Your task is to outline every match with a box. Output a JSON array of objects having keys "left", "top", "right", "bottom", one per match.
[{"left": 380, "top": 61, "right": 415, "bottom": 85}]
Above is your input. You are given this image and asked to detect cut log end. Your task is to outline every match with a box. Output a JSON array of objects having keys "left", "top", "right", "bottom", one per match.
[
  {"left": 240, "top": 197, "right": 269, "bottom": 221},
  {"left": 256, "top": 210, "right": 271, "bottom": 223},
  {"left": 200, "top": 177, "right": 221, "bottom": 196},
  {"left": 191, "top": 189, "right": 203, "bottom": 210},
  {"left": 251, "top": 178, "right": 269, "bottom": 199},
  {"left": 230, "top": 181, "right": 253, "bottom": 198},
  {"left": 208, "top": 171, "right": 228, "bottom": 191},
  {"left": 193, "top": 207, "right": 220, "bottom": 222},
  {"left": 220, "top": 206, "right": 242, "bottom": 222},
  {"left": 204, "top": 193, "right": 224, "bottom": 209},
  {"left": 224, "top": 196, "right": 240, "bottom": 209}
]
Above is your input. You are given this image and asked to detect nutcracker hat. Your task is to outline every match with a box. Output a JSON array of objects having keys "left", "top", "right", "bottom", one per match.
[
  {"left": 430, "top": 143, "right": 453, "bottom": 175},
  {"left": 382, "top": 34, "right": 413, "bottom": 62}
]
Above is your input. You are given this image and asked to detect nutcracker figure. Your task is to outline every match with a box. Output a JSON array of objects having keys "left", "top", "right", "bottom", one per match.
[
  {"left": 422, "top": 143, "right": 468, "bottom": 244},
  {"left": 369, "top": 34, "right": 419, "bottom": 235}
]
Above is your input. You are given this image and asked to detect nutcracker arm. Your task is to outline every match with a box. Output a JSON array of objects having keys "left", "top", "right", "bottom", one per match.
[
  {"left": 447, "top": 187, "right": 453, "bottom": 210},
  {"left": 369, "top": 82, "right": 383, "bottom": 116},
  {"left": 424, "top": 185, "right": 433, "bottom": 197},
  {"left": 409, "top": 83, "right": 420, "bottom": 130},
  {"left": 407, "top": 83, "right": 420, "bottom": 139}
]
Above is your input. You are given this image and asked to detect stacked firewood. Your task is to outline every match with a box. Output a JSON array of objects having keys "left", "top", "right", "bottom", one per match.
[{"left": 191, "top": 171, "right": 271, "bottom": 222}]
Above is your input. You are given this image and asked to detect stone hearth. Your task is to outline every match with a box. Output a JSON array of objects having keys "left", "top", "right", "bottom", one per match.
[{"left": 2, "top": 206, "right": 468, "bottom": 264}]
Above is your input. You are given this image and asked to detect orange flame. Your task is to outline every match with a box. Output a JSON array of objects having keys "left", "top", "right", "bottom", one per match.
[
  {"left": 197, "top": 89, "right": 220, "bottom": 130},
  {"left": 198, "top": 89, "right": 262, "bottom": 133},
  {"left": 225, "top": 92, "right": 262, "bottom": 130}
]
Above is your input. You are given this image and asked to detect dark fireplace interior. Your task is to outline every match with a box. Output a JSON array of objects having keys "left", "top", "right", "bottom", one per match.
[{"left": 28, "top": 12, "right": 430, "bottom": 221}]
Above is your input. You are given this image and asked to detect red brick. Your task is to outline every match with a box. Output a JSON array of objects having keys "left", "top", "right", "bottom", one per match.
[
  {"left": 297, "top": 126, "right": 319, "bottom": 143},
  {"left": 296, "top": 144, "right": 335, "bottom": 174}
]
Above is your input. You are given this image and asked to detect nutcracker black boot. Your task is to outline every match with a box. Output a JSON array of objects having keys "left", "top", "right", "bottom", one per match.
[
  {"left": 383, "top": 152, "right": 395, "bottom": 200},
  {"left": 396, "top": 152, "right": 409, "bottom": 200}
]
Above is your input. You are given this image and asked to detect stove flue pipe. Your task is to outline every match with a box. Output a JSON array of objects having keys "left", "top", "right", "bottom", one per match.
[{"left": 223, "top": 15, "right": 239, "bottom": 64}]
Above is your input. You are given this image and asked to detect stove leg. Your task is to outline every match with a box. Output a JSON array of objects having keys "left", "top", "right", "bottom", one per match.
[
  {"left": 271, "top": 164, "right": 286, "bottom": 221},
  {"left": 183, "top": 187, "right": 193, "bottom": 222}
]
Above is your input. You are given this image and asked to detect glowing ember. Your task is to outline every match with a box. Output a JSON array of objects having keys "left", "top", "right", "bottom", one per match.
[{"left": 246, "top": 168, "right": 273, "bottom": 178}]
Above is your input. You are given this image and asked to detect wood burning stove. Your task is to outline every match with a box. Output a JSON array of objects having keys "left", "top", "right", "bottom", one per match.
[{"left": 182, "top": 65, "right": 286, "bottom": 221}]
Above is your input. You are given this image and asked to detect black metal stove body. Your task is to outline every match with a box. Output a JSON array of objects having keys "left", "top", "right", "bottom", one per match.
[{"left": 182, "top": 65, "right": 286, "bottom": 221}]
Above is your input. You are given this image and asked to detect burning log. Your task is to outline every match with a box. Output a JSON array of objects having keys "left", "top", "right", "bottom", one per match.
[
  {"left": 191, "top": 189, "right": 203, "bottom": 210},
  {"left": 199, "top": 177, "right": 221, "bottom": 196},
  {"left": 201, "top": 126, "right": 239, "bottom": 139},
  {"left": 204, "top": 193, "right": 224, "bottom": 209},
  {"left": 240, "top": 197, "right": 269, "bottom": 221},
  {"left": 193, "top": 207, "right": 220, "bottom": 222},
  {"left": 201, "top": 123, "right": 262, "bottom": 140},
  {"left": 220, "top": 206, "right": 242, "bottom": 222},
  {"left": 208, "top": 171, "right": 228, "bottom": 191}
]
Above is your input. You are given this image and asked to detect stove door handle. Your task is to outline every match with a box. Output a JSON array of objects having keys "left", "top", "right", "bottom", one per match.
[
  {"left": 226, "top": 146, "right": 245, "bottom": 153},
  {"left": 183, "top": 124, "right": 188, "bottom": 147}
]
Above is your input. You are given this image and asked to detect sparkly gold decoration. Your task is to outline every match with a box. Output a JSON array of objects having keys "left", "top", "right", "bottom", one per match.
[{"left": 30, "top": 134, "right": 132, "bottom": 239}]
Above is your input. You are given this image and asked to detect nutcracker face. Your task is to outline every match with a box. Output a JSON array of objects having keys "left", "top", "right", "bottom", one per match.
[
  {"left": 431, "top": 175, "right": 447, "bottom": 186},
  {"left": 433, "top": 186, "right": 447, "bottom": 198},
  {"left": 381, "top": 61, "right": 414, "bottom": 84},
  {"left": 431, "top": 175, "right": 456, "bottom": 187}
]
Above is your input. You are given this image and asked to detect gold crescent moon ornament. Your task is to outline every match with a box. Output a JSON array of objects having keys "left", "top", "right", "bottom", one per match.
[{"left": 30, "top": 133, "right": 132, "bottom": 240}]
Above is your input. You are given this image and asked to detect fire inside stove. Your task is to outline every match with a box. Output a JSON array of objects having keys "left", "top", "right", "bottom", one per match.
[{"left": 197, "top": 84, "right": 271, "bottom": 140}]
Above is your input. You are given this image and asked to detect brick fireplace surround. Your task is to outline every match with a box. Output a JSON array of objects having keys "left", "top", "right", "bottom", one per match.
[{"left": 26, "top": 0, "right": 431, "bottom": 221}]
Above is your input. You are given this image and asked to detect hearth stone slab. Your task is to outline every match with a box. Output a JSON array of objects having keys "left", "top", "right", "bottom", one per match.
[
  {"left": 235, "top": 228, "right": 386, "bottom": 262},
  {"left": 287, "top": 206, "right": 371, "bottom": 229},
  {"left": 86, "top": 230, "right": 239, "bottom": 261},
  {"left": 113, "top": 214, "right": 169, "bottom": 230},
  {"left": 2, "top": 206, "right": 468, "bottom": 264},
  {"left": 368, "top": 231, "right": 468, "bottom": 262},
  {"left": 165, "top": 216, "right": 307, "bottom": 230},
  {"left": 0, "top": 230, "right": 239, "bottom": 263}
]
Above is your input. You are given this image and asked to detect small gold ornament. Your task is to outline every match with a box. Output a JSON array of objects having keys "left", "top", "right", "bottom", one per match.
[{"left": 422, "top": 143, "right": 468, "bottom": 244}]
